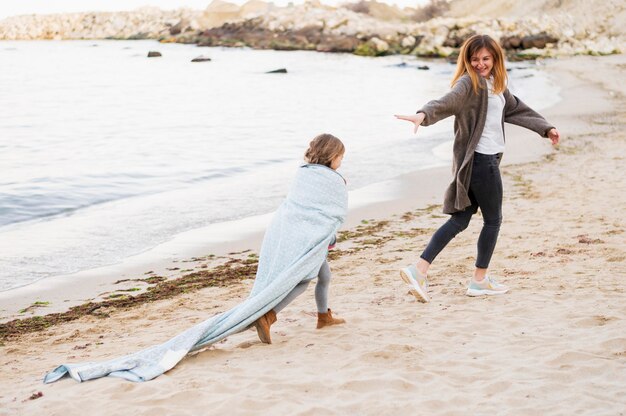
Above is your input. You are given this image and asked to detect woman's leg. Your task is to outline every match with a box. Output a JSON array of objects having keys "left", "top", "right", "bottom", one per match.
[
  {"left": 273, "top": 280, "right": 310, "bottom": 313},
  {"left": 468, "top": 153, "right": 503, "bottom": 280},
  {"left": 418, "top": 199, "right": 478, "bottom": 274}
]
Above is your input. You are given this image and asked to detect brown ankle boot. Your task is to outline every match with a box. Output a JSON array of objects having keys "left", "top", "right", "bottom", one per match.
[
  {"left": 254, "top": 309, "right": 277, "bottom": 344},
  {"left": 316, "top": 308, "right": 346, "bottom": 329}
]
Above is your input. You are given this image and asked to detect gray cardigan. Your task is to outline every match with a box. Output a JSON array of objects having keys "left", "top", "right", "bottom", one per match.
[{"left": 418, "top": 73, "right": 554, "bottom": 214}]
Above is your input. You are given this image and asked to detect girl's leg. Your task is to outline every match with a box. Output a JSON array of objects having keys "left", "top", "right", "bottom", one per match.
[
  {"left": 273, "top": 258, "right": 333, "bottom": 314},
  {"left": 274, "top": 280, "right": 310, "bottom": 313},
  {"left": 314, "top": 260, "right": 331, "bottom": 313},
  {"left": 315, "top": 260, "right": 346, "bottom": 328},
  {"left": 468, "top": 153, "right": 503, "bottom": 280}
]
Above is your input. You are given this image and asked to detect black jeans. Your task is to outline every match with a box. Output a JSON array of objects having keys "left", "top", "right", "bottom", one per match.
[{"left": 421, "top": 152, "right": 503, "bottom": 269}]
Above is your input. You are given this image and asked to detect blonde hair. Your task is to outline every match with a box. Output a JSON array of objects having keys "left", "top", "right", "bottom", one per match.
[
  {"left": 304, "top": 134, "right": 345, "bottom": 168},
  {"left": 451, "top": 34, "right": 507, "bottom": 95}
]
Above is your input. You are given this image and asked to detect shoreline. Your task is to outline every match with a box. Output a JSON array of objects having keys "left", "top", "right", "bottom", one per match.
[
  {"left": 0, "top": 126, "right": 555, "bottom": 323},
  {"left": 0, "top": 54, "right": 624, "bottom": 414},
  {"left": 0, "top": 164, "right": 451, "bottom": 321}
]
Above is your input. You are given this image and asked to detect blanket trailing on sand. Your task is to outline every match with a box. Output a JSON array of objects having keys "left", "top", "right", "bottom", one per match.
[{"left": 44, "top": 164, "right": 348, "bottom": 383}]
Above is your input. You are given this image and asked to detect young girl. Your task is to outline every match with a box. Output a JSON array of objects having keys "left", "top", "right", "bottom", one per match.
[
  {"left": 45, "top": 134, "right": 348, "bottom": 383},
  {"left": 395, "top": 34, "right": 560, "bottom": 302},
  {"left": 253, "top": 133, "right": 347, "bottom": 343}
]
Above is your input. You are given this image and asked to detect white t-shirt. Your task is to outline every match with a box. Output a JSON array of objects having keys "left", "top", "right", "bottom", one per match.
[{"left": 475, "top": 78, "right": 505, "bottom": 155}]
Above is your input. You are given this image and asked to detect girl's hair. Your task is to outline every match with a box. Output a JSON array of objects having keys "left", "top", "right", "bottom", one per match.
[
  {"left": 451, "top": 34, "right": 507, "bottom": 95},
  {"left": 304, "top": 133, "right": 345, "bottom": 168}
]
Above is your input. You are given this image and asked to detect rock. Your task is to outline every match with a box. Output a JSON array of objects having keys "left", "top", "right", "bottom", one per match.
[
  {"left": 200, "top": 0, "right": 243, "bottom": 29},
  {"left": 401, "top": 35, "right": 416, "bottom": 48},
  {"left": 412, "top": 44, "right": 455, "bottom": 58},
  {"left": 354, "top": 36, "right": 390, "bottom": 56},
  {"left": 353, "top": 42, "right": 377, "bottom": 56},
  {"left": 521, "top": 33, "right": 559, "bottom": 50},
  {"left": 294, "top": 25, "right": 323, "bottom": 44},
  {"left": 512, "top": 47, "right": 553, "bottom": 61},
  {"left": 170, "top": 19, "right": 187, "bottom": 35},
  {"left": 266, "top": 68, "right": 287, "bottom": 73},
  {"left": 240, "top": 0, "right": 274, "bottom": 18},
  {"left": 191, "top": 55, "right": 212, "bottom": 62},
  {"left": 443, "top": 30, "right": 475, "bottom": 48},
  {"left": 147, "top": 51, "right": 162, "bottom": 57},
  {"left": 316, "top": 35, "right": 360, "bottom": 53},
  {"left": 442, "top": 36, "right": 458, "bottom": 47},
  {"left": 343, "top": 1, "right": 406, "bottom": 21},
  {"left": 417, "top": 65, "right": 430, "bottom": 70},
  {"left": 159, "top": 36, "right": 179, "bottom": 43},
  {"left": 343, "top": 1, "right": 370, "bottom": 15},
  {"left": 368, "top": 36, "right": 389, "bottom": 53},
  {"left": 205, "top": 0, "right": 239, "bottom": 13},
  {"left": 579, "top": 38, "right": 621, "bottom": 56},
  {"left": 129, "top": 32, "right": 150, "bottom": 40},
  {"left": 501, "top": 35, "right": 522, "bottom": 49}
]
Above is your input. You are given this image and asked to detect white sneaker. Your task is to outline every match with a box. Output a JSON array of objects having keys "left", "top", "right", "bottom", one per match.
[
  {"left": 400, "top": 265, "right": 429, "bottom": 303},
  {"left": 466, "top": 276, "right": 509, "bottom": 296}
]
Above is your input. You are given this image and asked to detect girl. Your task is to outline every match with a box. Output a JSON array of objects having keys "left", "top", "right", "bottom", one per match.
[
  {"left": 395, "top": 34, "right": 560, "bottom": 302},
  {"left": 45, "top": 134, "right": 348, "bottom": 383},
  {"left": 253, "top": 133, "right": 347, "bottom": 343}
]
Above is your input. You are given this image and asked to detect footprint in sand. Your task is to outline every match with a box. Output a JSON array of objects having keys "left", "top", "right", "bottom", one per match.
[
  {"left": 577, "top": 234, "right": 605, "bottom": 244},
  {"left": 556, "top": 248, "right": 575, "bottom": 255},
  {"left": 236, "top": 341, "right": 256, "bottom": 349},
  {"left": 599, "top": 337, "right": 626, "bottom": 351},
  {"left": 370, "top": 295, "right": 396, "bottom": 305},
  {"left": 575, "top": 315, "right": 616, "bottom": 328},
  {"left": 547, "top": 350, "right": 602, "bottom": 366}
]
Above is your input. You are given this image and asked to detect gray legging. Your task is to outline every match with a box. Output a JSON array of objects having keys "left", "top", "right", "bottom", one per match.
[{"left": 274, "top": 260, "right": 331, "bottom": 314}]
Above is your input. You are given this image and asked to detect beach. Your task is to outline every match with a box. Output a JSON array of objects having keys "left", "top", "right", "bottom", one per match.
[{"left": 1, "top": 52, "right": 625, "bottom": 415}]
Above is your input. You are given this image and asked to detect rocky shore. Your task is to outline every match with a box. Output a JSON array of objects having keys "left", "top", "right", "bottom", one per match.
[{"left": 0, "top": 0, "right": 623, "bottom": 59}]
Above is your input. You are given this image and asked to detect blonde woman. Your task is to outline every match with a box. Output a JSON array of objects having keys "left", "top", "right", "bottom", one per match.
[{"left": 395, "top": 34, "right": 560, "bottom": 302}]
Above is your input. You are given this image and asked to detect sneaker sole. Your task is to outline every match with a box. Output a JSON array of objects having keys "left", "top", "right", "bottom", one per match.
[
  {"left": 400, "top": 269, "right": 429, "bottom": 303},
  {"left": 466, "top": 288, "right": 509, "bottom": 297}
]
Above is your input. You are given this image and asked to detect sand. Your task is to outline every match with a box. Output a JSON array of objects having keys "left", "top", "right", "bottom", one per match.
[{"left": 0, "top": 54, "right": 625, "bottom": 415}]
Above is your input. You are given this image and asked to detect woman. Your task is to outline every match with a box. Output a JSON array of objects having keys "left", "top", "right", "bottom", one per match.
[{"left": 395, "top": 34, "right": 560, "bottom": 302}]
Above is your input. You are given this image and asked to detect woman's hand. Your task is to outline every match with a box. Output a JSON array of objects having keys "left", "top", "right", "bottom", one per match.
[
  {"left": 547, "top": 128, "right": 560, "bottom": 145},
  {"left": 394, "top": 113, "right": 425, "bottom": 134}
]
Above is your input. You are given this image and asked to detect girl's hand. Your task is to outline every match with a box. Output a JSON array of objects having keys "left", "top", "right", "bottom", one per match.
[
  {"left": 547, "top": 128, "right": 560, "bottom": 145},
  {"left": 394, "top": 113, "right": 425, "bottom": 134}
]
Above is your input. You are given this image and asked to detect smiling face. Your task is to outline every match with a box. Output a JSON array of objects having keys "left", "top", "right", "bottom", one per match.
[{"left": 470, "top": 47, "right": 494, "bottom": 78}]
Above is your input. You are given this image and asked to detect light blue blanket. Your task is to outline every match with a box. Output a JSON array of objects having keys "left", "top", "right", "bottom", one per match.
[{"left": 43, "top": 164, "right": 347, "bottom": 383}]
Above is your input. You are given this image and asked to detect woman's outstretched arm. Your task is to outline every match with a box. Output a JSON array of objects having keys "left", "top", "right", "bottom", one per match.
[
  {"left": 395, "top": 75, "right": 471, "bottom": 133},
  {"left": 394, "top": 112, "right": 426, "bottom": 134},
  {"left": 503, "top": 89, "right": 560, "bottom": 144}
]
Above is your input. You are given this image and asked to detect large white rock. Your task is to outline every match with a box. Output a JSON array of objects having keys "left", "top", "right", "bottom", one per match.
[
  {"left": 369, "top": 36, "right": 389, "bottom": 53},
  {"left": 401, "top": 35, "right": 416, "bottom": 48}
]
